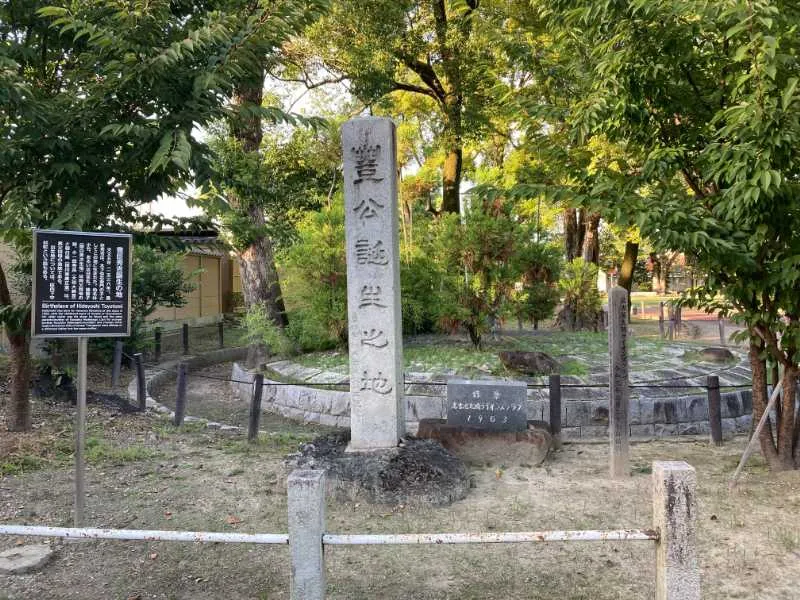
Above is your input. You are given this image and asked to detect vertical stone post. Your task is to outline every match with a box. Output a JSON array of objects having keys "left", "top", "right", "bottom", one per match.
[
  {"left": 342, "top": 117, "right": 404, "bottom": 451},
  {"left": 659, "top": 302, "right": 665, "bottom": 337},
  {"left": 653, "top": 461, "right": 700, "bottom": 600},
  {"left": 288, "top": 470, "right": 326, "bottom": 600},
  {"left": 608, "top": 287, "right": 630, "bottom": 478}
]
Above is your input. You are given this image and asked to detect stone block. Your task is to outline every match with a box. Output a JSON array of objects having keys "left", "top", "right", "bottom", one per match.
[
  {"left": 638, "top": 400, "right": 655, "bottom": 424},
  {"left": 678, "top": 422, "right": 710, "bottom": 436},
  {"left": 589, "top": 400, "right": 610, "bottom": 425},
  {"left": 581, "top": 425, "right": 608, "bottom": 439},
  {"left": 721, "top": 393, "right": 742, "bottom": 418},
  {"left": 721, "top": 418, "right": 737, "bottom": 435},
  {"left": 653, "top": 399, "right": 680, "bottom": 424},
  {"left": 654, "top": 423, "right": 678, "bottom": 437},
  {"left": 630, "top": 424, "right": 655, "bottom": 439},
  {"left": 561, "top": 426, "right": 582, "bottom": 440},
  {"left": 527, "top": 399, "right": 548, "bottom": 422},
  {"left": 684, "top": 397, "right": 708, "bottom": 422},
  {"left": 735, "top": 415, "right": 752, "bottom": 432},
  {"left": 628, "top": 399, "right": 642, "bottom": 425},
  {"left": 740, "top": 390, "right": 753, "bottom": 414},
  {"left": 0, "top": 545, "right": 54, "bottom": 574},
  {"left": 329, "top": 393, "right": 351, "bottom": 417},
  {"left": 564, "top": 402, "right": 591, "bottom": 427},
  {"left": 407, "top": 395, "right": 445, "bottom": 421}
]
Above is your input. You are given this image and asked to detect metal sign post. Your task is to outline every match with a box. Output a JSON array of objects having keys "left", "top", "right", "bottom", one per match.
[{"left": 31, "top": 229, "right": 132, "bottom": 526}]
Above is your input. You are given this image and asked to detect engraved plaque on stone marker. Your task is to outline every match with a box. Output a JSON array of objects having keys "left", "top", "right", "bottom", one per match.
[
  {"left": 342, "top": 117, "right": 404, "bottom": 450},
  {"left": 447, "top": 379, "right": 528, "bottom": 432}
]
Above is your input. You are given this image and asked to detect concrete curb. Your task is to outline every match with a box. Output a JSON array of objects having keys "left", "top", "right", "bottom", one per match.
[{"left": 126, "top": 346, "right": 249, "bottom": 433}]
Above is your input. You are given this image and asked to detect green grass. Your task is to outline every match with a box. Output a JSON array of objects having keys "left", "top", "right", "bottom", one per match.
[
  {"left": 293, "top": 330, "right": 680, "bottom": 378},
  {"left": 85, "top": 437, "right": 160, "bottom": 465}
]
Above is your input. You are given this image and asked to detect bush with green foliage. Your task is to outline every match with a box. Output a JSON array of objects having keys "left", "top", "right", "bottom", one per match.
[
  {"left": 556, "top": 258, "right": 602, "bottom": 331},
  {"left": 509, "top": 242, "right": 562, "bottom": 329},
  {"left": 434, "top": 201, "right": 532, "bottom": 349},
  {"left": 278, "top": 196, "right": 348, "bottom": 351}
]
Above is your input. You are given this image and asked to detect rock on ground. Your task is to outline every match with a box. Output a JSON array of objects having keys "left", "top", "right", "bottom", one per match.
[
  {"left": 0, "top": 545, "right": 54, "bottom": 575},
  {"left": 498, "top": 351, "right": 560, "bottom": 375}
]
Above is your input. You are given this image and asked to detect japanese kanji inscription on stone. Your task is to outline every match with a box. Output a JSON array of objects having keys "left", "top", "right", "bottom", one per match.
[{"left": 342, "top": 117, "right": 405, "bottom": 451}]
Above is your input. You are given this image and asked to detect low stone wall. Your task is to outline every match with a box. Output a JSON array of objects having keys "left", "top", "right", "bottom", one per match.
[
  {"left": 128, "top": 347, "right": 249, "bottom": 412},
  {"left": 230, "top": 361, "right": 755, "bottom": 440}
]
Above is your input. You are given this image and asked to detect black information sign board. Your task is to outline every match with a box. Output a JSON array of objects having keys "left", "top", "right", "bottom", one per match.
[
  {"left": 446, "top": 379, "right": 528, "bottom": 431},
  {"left": 32, "top": 229, "right": 132, "bottom": 338}
]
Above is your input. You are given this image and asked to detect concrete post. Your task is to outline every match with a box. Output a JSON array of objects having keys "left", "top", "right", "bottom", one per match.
[
  {"left": 718, "top": 318, "right": 725, "bottom": 345},
  {"left": 288, "top": 470, "right": 326, "bottom": 600},
  {"left": 653, "top": 461, "right": 700, "bottom": 600},
  {"left": 608, "top": 287, "right": 629, "bottom": 478},
  {"left": 342, "top": 117, "right": 405, "bottom": 450}
]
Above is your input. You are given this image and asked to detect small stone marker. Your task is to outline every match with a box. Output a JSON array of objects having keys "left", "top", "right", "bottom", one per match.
[
  {"left": 0, "top": 544, "right": 54, "bottom": 574},
  {"left": 447, "top": 379, "right": 527, "bottom": 431},
  {"left": 653, "top": 461, "right": 700, "bottom": 600},
  {"left": 342, "top": 117, "right": 404, "bottom": 451}
]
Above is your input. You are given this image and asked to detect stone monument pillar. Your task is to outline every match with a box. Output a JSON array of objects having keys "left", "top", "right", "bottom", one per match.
[{"left": 342, "top": 117, "right": 405, "bottom": 451}]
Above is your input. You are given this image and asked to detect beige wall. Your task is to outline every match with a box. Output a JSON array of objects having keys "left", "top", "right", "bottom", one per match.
[{"left": 148, "top": 253, "right": 227, "bottom": 323}]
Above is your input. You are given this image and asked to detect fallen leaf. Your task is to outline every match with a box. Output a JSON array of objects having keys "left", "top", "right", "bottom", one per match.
[
  {"left": 225, "top": 515, "right": 242, "bottom": 525},
  {"left": 149, "top": 552, "right": 158, "bottom": 560},
  {"left": 164, "top": 511, "right": 172, "bottom": 520}
]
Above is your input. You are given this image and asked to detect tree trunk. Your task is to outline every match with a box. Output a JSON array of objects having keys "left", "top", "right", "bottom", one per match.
[
  {"left": 650, "top": 253, "right": 665, "bottom": 294},
  {"left": 778, "top": 363, "right": 797, "bottom": 469},
  {"left": 617, "top": 242, "right": 638, "bottom": 293},
  {"left": 749, "top": 339, "right": 781, "bottom": 469},
  {"left": 7, "top": 333, "right": 31, "bottom": 431},
  {"left": 564, "top": 209, "right": 580, "bottom": 261},
  {"left": 441, "top": 146, "right": 462, "bottom": 214},
  {"left": 231, "top": 72, "right": 288, "bottom": 330},
  {"left": 580, "top": 212, "right": 600, "bottom": 264},
  {"left": 0, "top": 260, "right": 31, "bottom": 432}
]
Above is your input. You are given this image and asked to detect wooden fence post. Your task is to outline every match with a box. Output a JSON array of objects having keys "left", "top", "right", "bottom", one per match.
[
  {"left": 653, "top": 461, "right": 700, "bottom": 600},
  {"left": 549, "top": 374, "right": 562, "bottom": 448},
  {"left": 248, "top": 373, "right": 264, "bottom": 441},
  {"left": 707, "top": 375, "right": 723, "bottom": 446},
  {"left": 173, "top": 363, "right": 188, "bottom": 427},
  {"left": 135, "top": 353, "right": 146, "bottom": 411},
  {"left": 659, "top": 302, "right": 665, "bottom": 337},
  {"left": 182, "top": 323, "right": 189, "bottom": 355},
  {"left": 288, "top": 470, "right": 326, "bottom": 600}
]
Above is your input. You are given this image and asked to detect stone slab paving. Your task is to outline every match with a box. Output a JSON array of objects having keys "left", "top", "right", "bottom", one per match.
[{"left": 0, "top": 545, "right": 54, "bottom": 574}]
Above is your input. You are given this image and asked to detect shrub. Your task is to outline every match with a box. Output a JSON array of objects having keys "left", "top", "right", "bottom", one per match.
[
  {"left": 279, "top": 195, "right": 348, "bottom": 350},
  {"left": 433, "top": 201, "right": 527, "bottom": 349},
  {"left": 556, "top": 258, "right": 602, "bottom": 331}
]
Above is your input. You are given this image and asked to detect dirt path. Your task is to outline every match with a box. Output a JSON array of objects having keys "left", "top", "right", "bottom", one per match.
[{"left": 1, "top": 400, "right": 799, "bottom": 600}]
